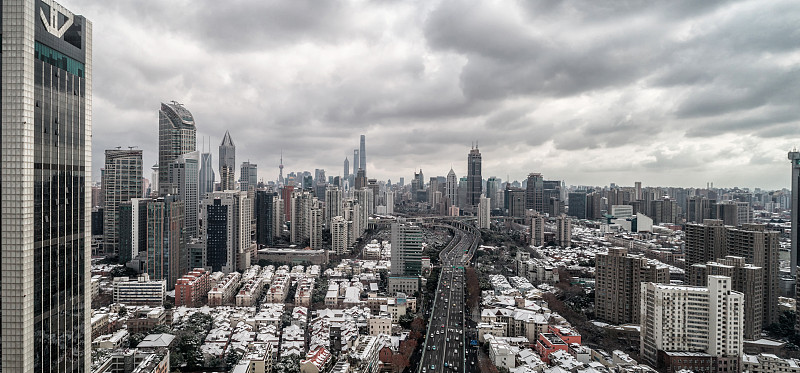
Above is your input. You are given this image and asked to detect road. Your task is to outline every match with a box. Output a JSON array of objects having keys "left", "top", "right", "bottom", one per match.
[{"left": 419, "top": 222, "right": 479, "bottom": 373}]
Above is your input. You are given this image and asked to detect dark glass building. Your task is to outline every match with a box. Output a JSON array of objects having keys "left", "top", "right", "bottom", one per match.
[
  {"left": 1, "top": 1, "right": 92, "bottom": 371},
  {"left": 256, "top": 190, "right": 276, "bottom": 247}
]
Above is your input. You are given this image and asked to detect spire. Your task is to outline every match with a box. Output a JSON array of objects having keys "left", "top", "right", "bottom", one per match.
[{"left": 221, "top": 130, "right": 234, "bottom": 146}]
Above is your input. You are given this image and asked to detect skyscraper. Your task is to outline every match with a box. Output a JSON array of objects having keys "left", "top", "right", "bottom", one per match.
[
  {"left": 359, "top": 134, "right": 367, "bottom": 174},
  {"left": 446, "top": 168, "right": 458, "bottom": 206},
  {"left": 2, "top": 1, "right": 92, "bottom": 370},
  {"left": 594, "top": 248, "right": 669, "bottom": 325},
  {"left": 219, "top": 130, "right": 235, "bottom": 191},
  {"left": 201, "top": 191, "right": 253, "bottom": 273},
  {"left": 103, "top": 149, "right": 143, "bottom": 255},
  {"left": 343, "top": 157, "right": 350, "bottom": 178},
  {"left": 158, "top": 102, "right": 196, "bottom": 196},
  {"left": 240, "top": 161, "right": 257, "bottom": 191},
  {"left": 353, "top": 149, "right": 360, "bottom": 174},
  {"left": 525, "top": 173, "right": 544, "bottom": 212},
  {"left": 255, "top": 190, "right": 277, "bottom": 247},
  {"left": 167, "top": 151, "right": 199, "bottom": 239},
  {"left": 147, "top": 196, "right": 186, "bottom": 291},
  {"left": 467, "top": 146, "right": 482, "bottom": 210},
  {"left": 199, "top": 151, "right": 215, "bottom": 199},
  {"left": 790, "top": 151, "right": 800, "bottom": 276}
]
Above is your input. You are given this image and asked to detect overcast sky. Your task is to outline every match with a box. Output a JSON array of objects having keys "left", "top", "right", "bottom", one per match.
[{"left": 69, "top": 0, "right": 800, "bottom": 190}]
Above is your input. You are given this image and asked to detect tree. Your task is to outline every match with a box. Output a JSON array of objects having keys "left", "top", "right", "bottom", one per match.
[
  {"left": 391, "top": 353, "right": 409, "bottom": 373},
  {"left": 275, "top": 355, "right": 301, "bottom": 373},
  {"left": 398, "top": 314, "right": 414, "bottom": 329},
  {"left": 118, "top": 306, "right": 128, "bottom": 317},
  {"left": 163, "top": 300, "right": 174, "bottom": 310},
  {"left": 225, "top": 351, "right": 242, "bottom": 370},
  {"left": 129, "top": 332, "right": 145, "bottom": 348},
  {"left": 410, "top": 317, "right": 425, "bottom": 336}
]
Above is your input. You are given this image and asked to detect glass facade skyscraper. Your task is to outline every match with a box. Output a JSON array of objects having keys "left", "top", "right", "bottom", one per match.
[
  {"left": 158, "top": 102, "right": 196, "bottom": 196},
  {"left": 1, "top": 0, "right": 92, "bottom": 371},
  {"left": 103, "top": 149, "right": 142, "bottom": 255},
  {"left": 219, "top": 130, "right": 235, "bottom": 191}
]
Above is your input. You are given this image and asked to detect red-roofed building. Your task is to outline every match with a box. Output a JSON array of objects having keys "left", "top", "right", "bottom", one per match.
[
  {"left": 300, "top": 347, "right": 332, "bottom": 373},
  {"left": 536, "top": 325, "right": 582, "bottom": 363}
]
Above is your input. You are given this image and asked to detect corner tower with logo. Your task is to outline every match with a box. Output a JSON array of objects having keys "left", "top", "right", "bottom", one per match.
[{"left": 1, "top": 0, "right": 92, "bottom": 371}]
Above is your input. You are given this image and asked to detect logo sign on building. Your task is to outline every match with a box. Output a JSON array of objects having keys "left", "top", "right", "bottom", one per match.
[{"left": 39, "top": 0, "right": 74, "bottom": 38}]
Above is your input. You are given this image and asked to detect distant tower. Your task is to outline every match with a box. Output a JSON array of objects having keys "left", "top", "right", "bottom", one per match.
[
  {"left": 278, "top": 150, "right": 284, "bottom": 185},
  {"left": 353, "top": 149, "right": 360, "bottom": 173},
  {"left": 360, "top": 134, "right": 367, "bottom": 174},
  {"left": 467, "top": 144, "right": 482, "bottom": 210},
  {"left": 159, "top": 102, "right": 196, "bottom": 196},
  {"left": 219, "top": 131, "right": 235, "bottom": 190},
  {"left": 344, "top": 157, "right": 350, "bottom": 178},
  {"left": 446, "top": 168, "right": 458, "bottom": 206},
  {"left": 199, "top": 152, "right": 215, "bottom": 199},
  {"left": 790, "top": 150, "right": 800, "bottom": 276}
]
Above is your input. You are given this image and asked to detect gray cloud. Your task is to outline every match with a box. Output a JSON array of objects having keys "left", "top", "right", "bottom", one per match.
[{"left": 64, "top": 0, "right": 800, "bottom": 190}]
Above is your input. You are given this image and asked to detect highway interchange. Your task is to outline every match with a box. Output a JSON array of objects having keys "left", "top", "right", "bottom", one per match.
[{"left": 419, "top": 222, "right": 479, "bottom": 373}]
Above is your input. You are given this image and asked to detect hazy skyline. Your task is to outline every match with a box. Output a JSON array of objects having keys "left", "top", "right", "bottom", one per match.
[{"left": 70, "top": 0, "right": 800, "bottom": 189}]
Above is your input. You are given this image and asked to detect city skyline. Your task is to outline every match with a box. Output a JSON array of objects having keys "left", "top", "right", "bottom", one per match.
[{"left": 69, "top": 0, "right": 800, "bottom": 190}]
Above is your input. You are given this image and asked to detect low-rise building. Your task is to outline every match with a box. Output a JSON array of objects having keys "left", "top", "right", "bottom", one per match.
[
  {"left": 208, "top": 272, "right": 241, "bottom": 306},
  {"left": 300, "top": 347, "right": 332, "bottom": 373},
  {"left": 175, "top": 268, "right": 211, "bottom": 307},
  {"left": 112, "top": 274, "right": 166, "bottom": 306},
  {"left": 742, "top": 353, "right": 800, "bottom": 373}
]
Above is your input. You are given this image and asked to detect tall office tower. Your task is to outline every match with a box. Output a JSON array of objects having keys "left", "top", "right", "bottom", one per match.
[
  {"left": 735, "top": 201, "right": 752, "bottom": 225},
  {"left": 555, "top": 214, "right": 572, "bottom": 247},
  {"left": 634, "top": 181, "right": 642, "bottom": 201},
  {"left": 689, "top": 256, "right": 764, "bottom": 340},
  {"left": 486, "top": 176, "right": 500, "bottom": 209},
  {"left": 391, "top": 222, "right": 423, "bottom": 276},
  {"left": 385, "top": 191, "right": 395, "bottom": 215},
  {"left": 150, "top": 164, "right": 159, "bottom": 197},
  {"left": 240, "top": 161, "right": 258, "bottom": 191},
  {"left": 1, "top": 2, "right": 92, "bottom": 370},
  {"left": 219, "top": 130, "right": 235, "bottom": 190},
  {"left": 255, "top": 190, "right": 277, "bottom": 247},
  {"left": 325, "top": 186, "right": 343, "bottom": 225},
  {"left": 281, "top": 185, "right": 294, "bottom": 222},
  {"left": 309, "top": 205, "right": 323, "bottom": 250},
  {"left": 640, "top": 276, "right": 743, "bottom": 371},
  {"left": 649, "top": 198, "right": 678, "bottom": 224},
  {"left": 354, "top": 169, "right": 367, "bottom": 190},
  {"left": 685, "top": 219, "right": 728, "bottom": 266},
  {"left": 167, "top": 151, "right": 199, "bottom": 239},
  {"left": 344, "top": 199, "right": 362, "bottom": 245},
  {"left": 147, "top": 196, "right": 186, "bottom": 290},
  {"left": 359, "top": 134, "right": 366, "bottom": 174},
  {"left": 595, "top": 248, "right": 669, "bottom": 325},
  {"left": 201, "top": 191, "right": 252, "bottom": 273},
  {"left": 467, "top": 146, "right": 482, "bottom": 210},
  {"left": 331, "top": 216, "right": 350, "bottom": 255},
  {"left": 505, "top": 187, "right": 526, "bottom": 218},
  {"left": 568, "top": 192, "right": 587, "bottom": 219},
  {"left": 290, "top": 190, "right": 314, "bottom": 245},
  {"left": 457, "top": 176, "right": 469, "bottom": 210},
  {"left": 343, "top": 157, "right": 349, "bottom": 179},
  {"left": 103, "top": 149, "right": 143, "bottom": 254},
  {"left": 354, "top": 188, "right": 374, "bottom": 231},
  {"left": 790, "top": 151, "right": 800, "bottom": 276},
  {"left": 158, "top": 102, "right": 196, "bottom": 196},
  {"left": 529, "top": 211, "right": 545, "bottom": 246},
  {"left": 715, "top": 201, "right": 739, "bottom": 226},
  {"left": 119, "top": 198, "right": 151, "bottom": 264},
  {"left": 428, "top": 177, "right": 440, "bottom": 207},
  {"left": 314, "top": 168, "right": 326, "bottom": 187},
  {"left": 399, "top": 177, "right": 404, "bottom": 187},
  {"left": 687, "top": 196, "right": 715, "bottom": 223},
  {"left": 587, "top": 191, "right": 605, "bottom": 219},
  {"left": 353, "top": 149, "right": 360, "bottom": 174},
  {"left": 199, "top": 152, "right": 215, "bottom": 199},
  {"left": 478, "top": 196, "right": 491, "bottom": 229},
  {"left": 525, "top": 173, "right": 544, "bottom": 212}
]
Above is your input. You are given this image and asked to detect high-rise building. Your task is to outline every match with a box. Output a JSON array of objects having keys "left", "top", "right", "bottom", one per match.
[
  {"left": 150, "top": 164, "right": 159, "bottom": 197},
  {"left": 640, "top": 276, "right": 743, "bottom": 371},
  {"left": 167, "top": 151, "right": 199, "bottom": 239},
  {"left": 467, "top": 146, "right": 482, "bottom": 210},
  {"left": 391, "top": 222, "right": 423, "bottom": 276},
  {"left": 429, "top": 177, "right": 440, "bottom": 207},
  {"left": 595, "top": 248, "right": 669, "bottom": 325},
  {"left": 255, "top": 190, "right": 277, "bottom": 247},
  {"left": 199, "top": 152, "right": 215, "bottom": 199},
  {"left": 790, "top": 150, "right": 800, "bottom": 276},
  {"left": 119, "top": 198, "right": 151, "bottom": 264},
  {"left": 486, "top": 176, "right": 502, "bottom": 210},
  {"left": 201, "top": 191, "right": 252, "bottom": 273},
  {"left": 568, "top": 192, "right": 587, "bottom": 219},
  {"left": 159, "top": 102, "right": 196, "bottom": 196},
  {"left": 359, "top": 134, "right": 366, "bottom": 174},
  {"left": 103, "top": 149, "right": 143, "bottom": 254},
  {"left": 240, "top": 161, "right": 257, "bottom": 191},
  {"left": 343, "top": 157, "right": 349, "bottom": 178},
  {"left": 555, "top": 214, "right": 571, "bottom": 247},
  {"left": 687, "top": 196, "right": 715, "bottom": 223},
  {"left": 219, "top": 130, "right": 235, "bottom": 191},
  {"left": 325, "top": 186, "right": 343, "bottom": 225},
  {"left": 147, "top": 196, "right": 186, "bottom": 291},
  {"left": 2, "top": 1, "right": 92, "bottom": 370},
  {"left": 525, "top": 173, "right": 544, "bottom": 212},
  {"left": 505, "top": 187, "right": 526, "bottom": 218},
  {"left": 331, "top": 216, "right": 350, "bottom": 255},
  {"left": 685, "top": 220, "right": 780, "bottom": 327},
  {"left": 529, "top": 211, "right": 545, "bottom": 246},
  {"left": 478, "top": 196, "right": 491, "bottom": 229},
  {"left": 689, "top": 256, "right": 763, "bottom": 340},
  {"left": 353, "top": 149, "right": 360, "bottom": 174}
]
